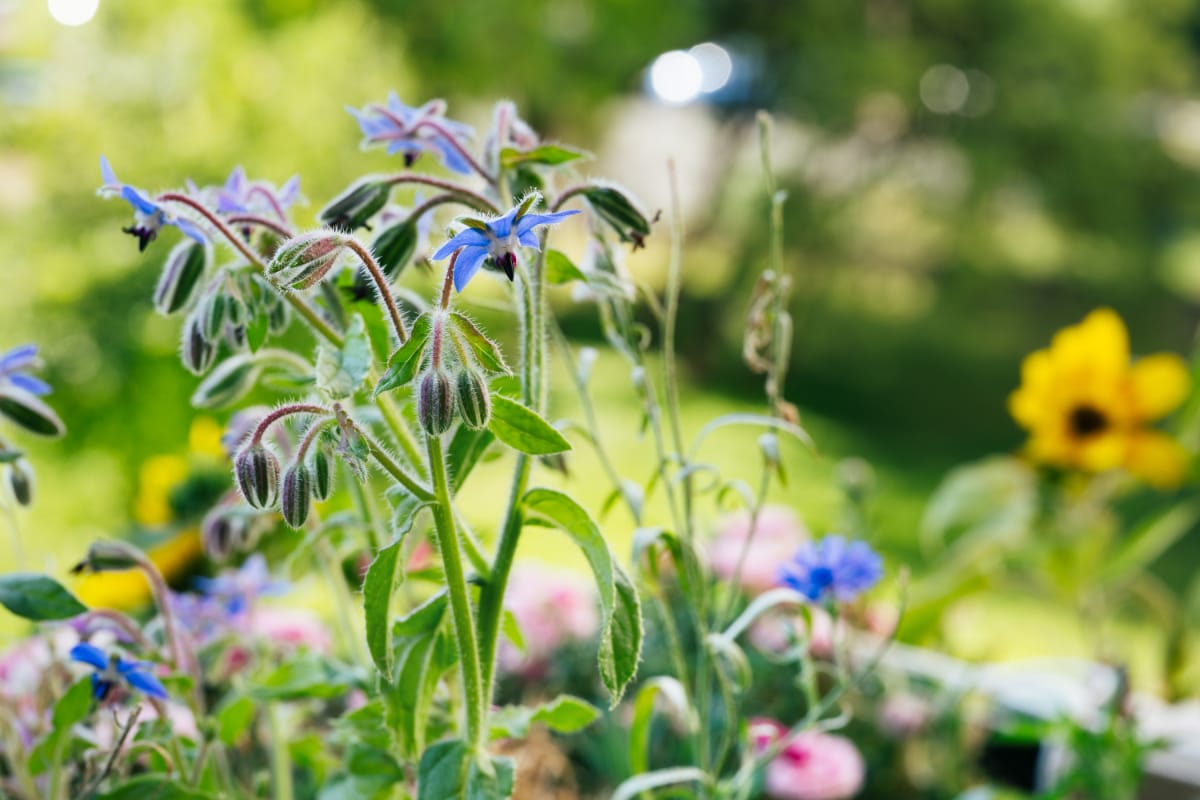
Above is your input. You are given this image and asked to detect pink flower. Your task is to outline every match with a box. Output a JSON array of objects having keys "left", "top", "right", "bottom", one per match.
[
  {"left": 748, "top": 607, "right": 836, "bottom": 659},
  {"left": 499, "top": 562, "right": 600, "bottom": 677},
  {"left": 752, "top": 718, "right": 865, "bottom": 800},
  {"left": 247, "top": 607, "right": 332, "bottom": 653},
  {"left": 878, "top": 692, "right": 932, "bottom": 737},
  {"left": 708, "top": 505, "right": 809, "bottom": 595}
]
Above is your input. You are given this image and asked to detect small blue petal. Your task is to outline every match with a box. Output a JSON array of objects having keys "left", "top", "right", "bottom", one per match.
[
  {"left": 91, "top": 673, "right": 111, "bottom": 700},
  {"left": 430, "top": 136, "right": 473, "bottom": 175},
  {"left": 487, "top": 207, "right": 521, "bottom": 239},
  {"left": 120, "top": 186, "right": 160, "bottom": 216},
  {"left": 8, "top": 374, "right": 51, "bottom": 396},
  {"left": 224, "top": 166, "right": 247, "bottom": 194},
  {"left": 122, "top": 667, "right": 169, "bottom": 700},
  {"left": 70, "top": 642, "right": 109, "bottom": 671},
  {"left": 514, "top": 210, "right": 581, "bottom": 236},
  {"left": 0, "top": 344, "right": 38, "bottom": 372},
  {"left": 172, "top": 217, "right": 208, "bottom": 245},
  {"left": 386, "top": 139, "right": 425, "bottom": 157},
  {"left": 517, "top": 229, "right": 541, "bottom": 249},
  {"left": 453, "top": 247, "right": 490, "bottom": 293},
  {"left": 433, "top": 228, "right": 490, "bottom": 260},
  {"left": 99, "top": 156, "right": 119, "bottom": 187},
  {"left": 279, "top": 176, "right": 302, "bottom": 205}
]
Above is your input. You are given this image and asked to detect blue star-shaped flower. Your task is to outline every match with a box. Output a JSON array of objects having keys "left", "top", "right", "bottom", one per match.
[
  {"left": 0, "top": 344, "right": 51, "bottom": 396},
  {"left": 779, "top": 535, "right": 883, "bottom": 603},
  {"left": 432, "top": 199, "right": 580, "bottom": 292},
  {"left": 99, "top": 157, "right": 206, "bottom": 252},
  {"left": 69, "top": 642, "right": 168, "bottom": 701},
  {"left": 346, "top": 93, "right": 476, "bottom": 175},
  {"left": 187, "top": 166, "right": 302, "bottom": 218},
  {"left": 193, "top": 553, "right": 288, "bottom": 616}
]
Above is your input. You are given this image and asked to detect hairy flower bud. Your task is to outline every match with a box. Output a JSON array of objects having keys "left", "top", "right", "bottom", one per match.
[
  {"left": 268, "top": 232, "right": 348, "bottom": 289},
  {"left": 266, "top": 294, "right": 291, "bottom": 334},
  {"left": 455, "top": 369, "right": 490, "bottom": 430},
  {"left": 318, "top": 178, "right": 391, "bottom": 232},
  {"left": 202, "top": 508, "right": 239, "bottom": 562},
  {"left": 280, "top": 463, "right": 312, "bottom": 529},
  {"left": 234, "top": 444, "right": 280, "bottom": 509},
  {"left": 7, "top": 459, "right": 33, "bottom": 506},
  {"left": 202, "top": 291, "right": 228, "bottom": 340},
  {"left": 373, "top": 219, "right": 419, "bottom": 281},
  {"left": 181, "top": 315, "right": 215, "bottom": 375},
  {"left": 311, "top": 448, "right": 334, "bottom": 501},
  {"left": 417, "top": 369, "right": 455, "bottom": 436},
  {"left": 153, "top": 240, "right": 208, "bottom": 315}
]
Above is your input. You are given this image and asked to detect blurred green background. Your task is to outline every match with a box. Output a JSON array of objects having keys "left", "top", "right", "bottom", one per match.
[{"left": 2, "top": 0, "right": 1199, "bottom": 684}]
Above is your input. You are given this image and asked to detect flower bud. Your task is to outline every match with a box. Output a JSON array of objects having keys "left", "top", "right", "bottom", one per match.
[
  {"left": 234, "top": 444, "right": 280, "bottom": 509},
  {"left": 455, "top": 369, "right": 490, "bottom": 430},
  {"left": 266, "top": 294, "right": 291, "bottom": 334},
  {"left": 7, "top": 460, "right": 33, "bottom": 506},
  {"left": 70, "top": 540, "right": 144, "bottom": 575},
  {"left": 153, "top": 241, "right": 208, "bottom": 315},
  {"left": 268, "top": 233, "right": 348, "bottom": 289},
  {"left": 178, "top": 313, "right": 213, "bottom": 375},
  {"left": 417, "top": 369, "right": 455, "bottom": 436},
  {"left": 280, "top": 463, "right": 312, "bottom": 529},
  {"left": 203, "top": 291, "right": 228, "bottom": 340},
  {"left": 373, "top": 219, "right": 419, "bottom": 281},
  {"left": 224, "top": 323, "right": 248, "bottom": 351},
  {"left": 318, "top": 179, "right": 391, "bottom": 232},
  {"left": 311, "top": 448, "right": 334, "bottom": 501},
  {"left": 202, "top": 508, "right": 239, "bottom": 562}
]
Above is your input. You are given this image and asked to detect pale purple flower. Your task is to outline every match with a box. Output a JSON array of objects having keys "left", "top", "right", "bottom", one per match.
[
  {"left": 194, "top": 554, "right": 287, "bottom": 616},
  {"left": 0, "top": 344, "right": 50, "bottom": 396},
  {"left": 779, "top": 536, "right": 883, "bottom": 604},
  {"left": 347, "top": 93, "right": 476, "bottom": 174},
  {"left": 99, "top": 157, "right": 206, "bottom": 251},
  {"left": 188, "top": 166, "right": 302, "bottom": 220},
  {"left": 432, "top": 199, "right": 579, "bottom": 291}
]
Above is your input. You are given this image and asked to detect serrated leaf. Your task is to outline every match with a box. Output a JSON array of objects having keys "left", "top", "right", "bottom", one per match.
[
  {"left": 376, "top": 314, "right": 432, "bottom": 395},
  {"left": 448, "top": 313, "right": 510, "bottom": 374},
  {"left": 0, "top": 387, "right": 65, "bottom": 437},
  {"left": 500, "top": 145, "right": 588, "bottom": 169},
  {"left": 488, "top": 396, "right": 570, "bottom": 455},
  {"left": 0, "top": 573, "right": 87, "bottom": 620},
  {"left": 544, "top": 249, "right": 586, "bottom": 286},
  {"left": 522, "top": 488, "right": 643, "bottom": 704}
]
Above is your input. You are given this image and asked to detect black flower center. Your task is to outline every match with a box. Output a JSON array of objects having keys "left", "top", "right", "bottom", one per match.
[{"left": 1069, "top": 405, "right": 1107, "bottom": 437}]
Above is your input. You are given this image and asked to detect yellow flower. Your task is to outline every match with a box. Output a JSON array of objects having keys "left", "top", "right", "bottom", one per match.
[
  {"left": 1009, "top": 308, "right": 1191, "bottom": 488},
  {"left": 188, "top": 416, "right": 226, "bottom": 460},
  {"left": 73, "top": 528, "right": 203, "bottom": 610},
  {"left": 133, "top": 455, "right": 189, "bottom": 527}
]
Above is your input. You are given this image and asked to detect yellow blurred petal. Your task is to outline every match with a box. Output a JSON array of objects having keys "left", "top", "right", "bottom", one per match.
[
  {"left": 189, "top": 417, "right": 227, "bottom": 459},
  {"left": 1128, "top": 353, "right": 1190, "bottom": 421},
  {"left": 1051, "top": 308, "right": 1129, "bottom": 380},
  {"left": 74, "top": 571, "right": 152, "bottom": 610},
  {"left": 1077, "top": 431, "right": 1126, "bottom": 473},
  {"left": 1125, "top": 430, "right": 1190, "bottom": 490}
]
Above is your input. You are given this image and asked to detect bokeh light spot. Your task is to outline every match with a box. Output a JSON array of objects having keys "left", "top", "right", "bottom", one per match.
[
  {"left": 690, "top": 42, "right": 732, "bottom": 93},
  {"left": 48, "top": 0, "right": 99, "bottom": 26},
  {"left": 650, "top": 50, "right": 703, "bottom": 105}
]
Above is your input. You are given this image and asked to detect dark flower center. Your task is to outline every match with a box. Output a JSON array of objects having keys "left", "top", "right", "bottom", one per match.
[{"left": 1069, "top": 405, "right": 1107, "bottom": 437}]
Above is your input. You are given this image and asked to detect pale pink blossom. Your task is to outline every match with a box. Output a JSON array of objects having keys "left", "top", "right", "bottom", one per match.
[
  {"left": 752, "top": 718, "right": 865, "bottom": 800},
  {"left": 748, "top": 607, "right": 835, "bottom": 659},
  {"left": 708, "top": 505, "right": 809, "bottom": 595},
  {"left": 878, "top": 692, "right": 932, "bottom": 737},
  {"left": 499, "top": 562, "right": 600, "bottom": 678},
  {"left": 247, "top": 607, "right": 332, "bottom": 653}
]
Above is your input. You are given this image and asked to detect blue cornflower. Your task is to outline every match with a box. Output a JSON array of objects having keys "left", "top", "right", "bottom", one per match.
[
  {"left": 69, "top": 642, "right": 168, "bottom": 701},
  {"left": 346, "top": 93, "right": 476, "bottom": 174},
  {"left": 99, "top": 157, "right": 206, "bottom": 252},
  {"left": 0, "top": 345, "right": 50, "bottom": 396},
  {"left": 432, "top": 198, "right": 580, "bottom": 292},
  {"left": 193, "top": 554, "right": 287, "bottom": 616},
  {"left": 188, "top": 166, "right": 302, "bottom": 219},
  {"left": 779, "top": 535, "right": 883, "bottom": 603}
]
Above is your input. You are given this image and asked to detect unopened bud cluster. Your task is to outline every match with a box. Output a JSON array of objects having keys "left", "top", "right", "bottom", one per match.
[
  {"left": 411, "top": 313, "right": 495, "bottom": 436},
  {"left": 233, "top": 429, "right": 337, "bottom": 532}
]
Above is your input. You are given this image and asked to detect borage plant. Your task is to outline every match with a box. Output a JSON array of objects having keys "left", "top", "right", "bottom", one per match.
[{"left": 0, "top": 98, "right": 898, "bottom": 799}]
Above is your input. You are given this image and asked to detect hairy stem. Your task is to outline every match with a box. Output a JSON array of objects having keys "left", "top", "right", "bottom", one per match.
[
  {"left": 344, "top": 237, "right": 409, "bottom": 344},
  {"left": 382, "top": 175, "right": 500, "bottom": 215}
]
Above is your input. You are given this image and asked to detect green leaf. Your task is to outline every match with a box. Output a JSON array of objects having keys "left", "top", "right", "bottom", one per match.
[
  {"left": 522, "top": 488, "right": 643, "bottom": 704},
  {"left": 490, "top": 695, "right": 600, "bottom": 740},
  {"left": 544, "top": 249, "right": 586, "bottom": 286},
  {"left": 216, "top": 695, "right": 255, "bottom": 746},
  {"left": 0, "top": 573, "right": 87, "bottom": 620},
  {"left": 376, "top": 314, "right": 432, "bottom": 395},
  {"left": 363, "top": 538, "right": 404, "bottom": 675},
  {"left": 317, "top": 314, "right": 373, "bottom": 400},
  {"left": 501, "top": 609, "right": 525, "bottom": 654},
  {"left": 97, "top": 775, "right": 217, "bottom": 800},
  {"left": 500, "top": 145, "right": 588, "bottom": 169},
  {"left": 245, "top": 311, "right": 270, "bottom": 353},
  {"left": 417, "top": 739, "right": 514, "bottom": 800},
  {"left": 447, "top": 426, "right": 495, "bottom": 493},
  {"left": 611, "top": 767, "right": 709, "bottom": 800},
  {"left": 489, "top": 396, "right": 571, "bottom": 455},
  {"left": 630, "top": 677, "right": 695, "bottom": 776},
  {"left": 53, "top": 677, "right": 93, "bottom": 728},
  {"left": 581, "top": 184, "right": 652, "bottom": 246},
  {"left": 30, "top": 678, "right": 94, "bottom": 775},
  {"left": 252, "top": 652, "right": 359, "bottom": 700},
  {"left": 449, "top": 312, "right": 510, "bottom": 374},
  {"left": 0, "top": 387, "right": 65, "bottom": 437},
  {"left": 394, "top": 590, "right": 449, "bottom": 638}
]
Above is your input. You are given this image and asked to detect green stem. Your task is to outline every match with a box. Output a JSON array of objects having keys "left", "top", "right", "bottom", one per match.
[
  {"left": 268, "top": 705, "right": 295, "bottom": 800},
  {"left": 426, "top": 435, "right": 485, "bottom": 748}
]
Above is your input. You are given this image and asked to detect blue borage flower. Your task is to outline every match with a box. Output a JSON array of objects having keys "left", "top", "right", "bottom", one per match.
[
  {"left": 187, "top": 166, "right": 302, "bottom": 218},
  {"left": 432, "top": 195, "right": 580, "bottom": 292},
  {"left": 69, "top": 642, "right": 168, "bottom": 701},
  {"left": 0, "top": 344, "right": 50, "bottom": 396},
  {"left": 779, "top": 535, "right": 883, "bottom": 603},
  {"left": 346, "top": 93, "right": 476, "bottom": 175},
  {"left": 193, "top": 553, "right": 287, "bottom": 616},
  {"left": 99, "top": 157, "right": 206, "bottom": 251}
]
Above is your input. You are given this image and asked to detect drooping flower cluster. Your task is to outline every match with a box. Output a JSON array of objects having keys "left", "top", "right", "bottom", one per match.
[
  {"left": 1009, "top": 307, "right": 1191, "bottom": 488},
  {"left": 346, "top": 93, "right": 475, "bottom": 174},
  {"left": 188, "top": 165, "right": 302, "bottom": 220},
  {"left": 99, "top": 157, "right": 206, "bottom": 251}
]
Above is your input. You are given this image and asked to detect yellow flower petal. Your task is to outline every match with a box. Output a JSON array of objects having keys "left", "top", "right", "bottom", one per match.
[
  {"left": 1076, "top": 430, "right": 1127, "bottom": 472},
  {"left": 1125, "top": 430, "right": 1190, "bottom": 489},
  {"left": 1128, "top": 353, "right": 1190, "bottom": 422},
  {"left": 1050, "top": 308, "right": 1129, "bottom": 381}
]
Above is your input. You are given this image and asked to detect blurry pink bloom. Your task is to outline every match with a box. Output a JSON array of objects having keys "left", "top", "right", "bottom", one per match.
[
  {"left": 878, "top": 692, "right": 932, "bottom": 737},
  {"left": 752, "top": 718, "right": 865, "bottom": 800},
  {"left": 749, "top": 607, "right": 835, "bottom": 659},
  {"left": 499, "top": 562, "right": 600, "bottom": 677},
  {"left": 247, "top": 607, "right": 332, "bottom": 653},
  {"left": 708, "top": 505, "right": 809, "bottom": 595}
]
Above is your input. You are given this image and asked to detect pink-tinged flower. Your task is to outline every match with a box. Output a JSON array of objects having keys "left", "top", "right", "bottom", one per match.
[
  {"left": 878, "top": 692, "right": 932, "bottom": 737},
  {"left": 708, "top": 505, "right": 810, "bottom": 595},
  {"left": 247, "top": 607, "right": 331, "bottom": 653},
  {"left": 752, "top": 719, "right": 865, "bottom": 800},
  {"left": 499, "top": 562, "right": 600, "bottom": 677},
  {"left": 748, "top": 607, "right": 835, "bottom": 659}
]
